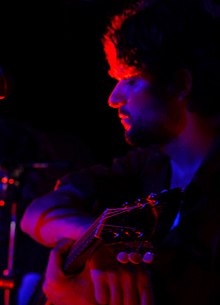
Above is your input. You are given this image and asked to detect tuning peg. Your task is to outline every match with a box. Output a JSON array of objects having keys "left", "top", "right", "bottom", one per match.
[
  {"left": 142, "top": 251, "right": 154, "bottom": 264},
  {"left": 116, "top": 251, "right": 129, "bottom": 264},
  {"left": 128, "top": 252, "right": 142, "bottom": 264}
]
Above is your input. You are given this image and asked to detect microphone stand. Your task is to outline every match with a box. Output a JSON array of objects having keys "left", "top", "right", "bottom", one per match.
[
  {"left": 2, "top": 201, "right": 17, "bottom": 305},
  {"left": 0, "top": 161, "right": 71, "bottom": 305},
  {"left": 0, "top": 165, "right": 23, "bottom": 305}
]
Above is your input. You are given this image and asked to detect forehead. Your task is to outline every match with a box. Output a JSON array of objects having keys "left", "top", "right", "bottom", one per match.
[
  {"left": 108, "top": 64, "right": 140, "bottom": 80},
  {"left": 108, "top": 61, "right": 154, "bottom": 83}
]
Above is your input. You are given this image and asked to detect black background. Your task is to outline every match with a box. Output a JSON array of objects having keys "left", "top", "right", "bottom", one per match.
[
  {"left": 0, "top": 2, "right": 132, "bottom": 303},
  {"left": 0, "top": 0, "right": 132, "bottom": 163}
]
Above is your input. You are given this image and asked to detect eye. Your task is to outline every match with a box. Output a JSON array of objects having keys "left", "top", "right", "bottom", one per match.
[{"left": 126, "top": 77, "right": 137, "bottom": 86}]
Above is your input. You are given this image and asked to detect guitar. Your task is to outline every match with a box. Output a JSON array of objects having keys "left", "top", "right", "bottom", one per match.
[{"left": 26, "top": 187, "right": 183, "bottom": 305}]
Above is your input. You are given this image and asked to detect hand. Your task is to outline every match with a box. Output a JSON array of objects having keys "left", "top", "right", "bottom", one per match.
[
  {"left": 88, "top": 244, "right": 155, "bottom": 305},
  {"left": 43, "top": 239, "right": 96, "bottom": 305}
]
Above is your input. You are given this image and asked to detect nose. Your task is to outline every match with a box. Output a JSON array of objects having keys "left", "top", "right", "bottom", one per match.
[{"left": 108, "top": 82, "right": 126, "bottom": 108}]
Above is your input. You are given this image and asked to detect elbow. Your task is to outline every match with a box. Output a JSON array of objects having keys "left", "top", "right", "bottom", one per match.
[
  {"left": 20, "top": 207, "right": 36, "bottom": 238},
  {"left": 20, "top": 207, "right": 50, "bottom": 247},
  {"left": 19, "top": 198, "right": 44, "bottom": 244}
]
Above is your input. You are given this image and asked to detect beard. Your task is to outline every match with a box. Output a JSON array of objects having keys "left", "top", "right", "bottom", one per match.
[{"left": 124, "top": 122, "right": 174, "bottom": 148}]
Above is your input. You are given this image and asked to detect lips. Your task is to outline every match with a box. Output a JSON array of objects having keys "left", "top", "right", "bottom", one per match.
[{"left": 120, "top": 117, "right": 131, "bottom": 131}]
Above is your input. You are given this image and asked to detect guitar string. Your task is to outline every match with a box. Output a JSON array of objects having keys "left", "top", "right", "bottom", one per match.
[{"left": 65, "top": 202, "right": 156, "bottom": 271}]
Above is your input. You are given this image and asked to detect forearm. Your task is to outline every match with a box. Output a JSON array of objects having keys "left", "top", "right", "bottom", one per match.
[{"left": 20, "top": 188, "right": 94, "bottom": 247}]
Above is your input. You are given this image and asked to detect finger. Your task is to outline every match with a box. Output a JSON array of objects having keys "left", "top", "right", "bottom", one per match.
[
  {"left": 55, "top": 238, "right": 74, "bottom": 255},
  {"left": 140, "top": 289, "right": 154, "bottom": 305},
  {"left": 43, "top": 243, "right": 70, "bottom": 296},
  {"left": 45, "top": 249, "right": 63, "bottom": 279},
  {"left": 107, "top": 271, "right": 123, "bottom": 305},
  {"left": 90, "top": 269, "right": 109, "bottom": 304},
  {"left": 46, "top": 238, "right": 74, "bottom": 278},
  {"left": 121, "top": 269, "right": 139, "bottom": 305},
  {"left": 137, "top": 269, "right": 154, "bottom": 305}
]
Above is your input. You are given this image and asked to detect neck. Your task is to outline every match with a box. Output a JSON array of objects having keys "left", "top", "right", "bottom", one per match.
[{"left": 163, "top": 112, "right": 217, "bottom": 188}]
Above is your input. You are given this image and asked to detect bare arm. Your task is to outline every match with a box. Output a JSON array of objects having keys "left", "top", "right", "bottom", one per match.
[{"left": 20, "top": 185, "right": 95, "bottom": 247}]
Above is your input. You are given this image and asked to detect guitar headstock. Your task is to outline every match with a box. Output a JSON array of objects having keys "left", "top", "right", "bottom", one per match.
[
  {"left": 96, "top": 187, "right": 183, "bottom": 264},
  {"left": 63, "top": 187, "right": 183, "bottom": 274}
]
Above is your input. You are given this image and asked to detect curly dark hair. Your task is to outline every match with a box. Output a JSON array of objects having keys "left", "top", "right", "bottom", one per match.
[{"left": 102, "top": 0, "right": 220, "bottom": 116}]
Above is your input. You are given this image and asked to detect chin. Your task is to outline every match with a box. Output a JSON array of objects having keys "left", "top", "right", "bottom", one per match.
[{"left": 125, "top": 131, "right": 163, "bottom": 148}]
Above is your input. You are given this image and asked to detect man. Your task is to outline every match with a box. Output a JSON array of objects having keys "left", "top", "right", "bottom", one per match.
[{"left": 20, "top": 0, "right": 220, "bottom": 304}]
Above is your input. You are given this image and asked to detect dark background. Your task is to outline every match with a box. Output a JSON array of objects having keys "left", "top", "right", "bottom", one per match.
[
  {"left": 0, "top": 0, "right": 132, "bottom": 164},
  {"left": 0, "top": 2, "right": 133, "bottom": 303}
]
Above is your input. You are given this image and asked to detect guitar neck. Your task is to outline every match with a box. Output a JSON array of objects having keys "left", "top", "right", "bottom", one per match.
[{"left": 63, "top": 212, "right": 106, "bottom": 274}]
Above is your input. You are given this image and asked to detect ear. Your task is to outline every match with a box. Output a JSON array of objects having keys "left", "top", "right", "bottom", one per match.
[{"left": 175, "top": 68, "right": 192, "bottom": 101}]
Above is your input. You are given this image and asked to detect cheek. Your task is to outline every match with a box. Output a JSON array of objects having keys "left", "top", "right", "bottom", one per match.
[
  {"left": 129, "top": 90, "right": 161, "bottom": 119},
  {"left": 129, "top": 102, "right": 160, "bottom": 127}
]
